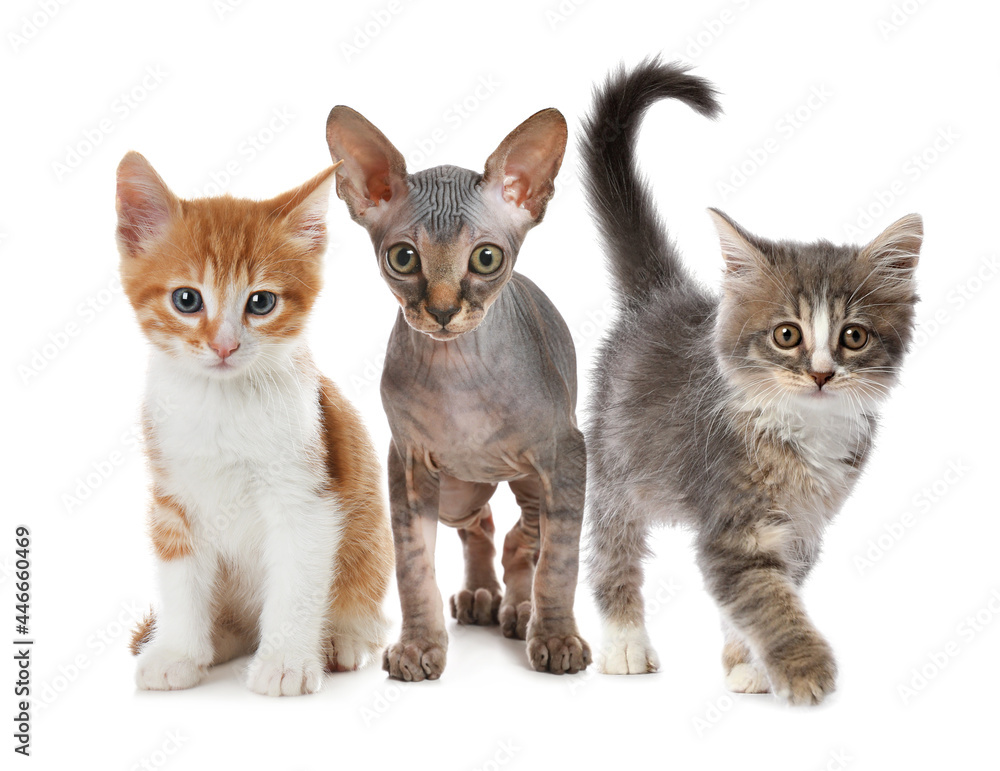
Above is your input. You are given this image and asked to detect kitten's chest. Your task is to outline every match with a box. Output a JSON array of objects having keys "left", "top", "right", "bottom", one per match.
[
  {"left": 380, "top": 332, "right": 569, "bottom": 482},
  {"left": 146, "top": 365, "right": 323, "bottom": 518},
  {"left": 746, "top": 403, "right": 869, "bottom": 515}
]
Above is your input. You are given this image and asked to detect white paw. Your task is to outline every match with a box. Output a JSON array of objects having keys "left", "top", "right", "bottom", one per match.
[
  {"left": 246, "top": 653, "right": 323, "bottom": 697},
  {"left": 598, "top": 625, "right": 659, "bottom": 675},
  {"left": 725, "top": 662, "right": 771, "bottom": 694},
  {"left": 135, "top": 647, "right": 207, "bottom": 691}
]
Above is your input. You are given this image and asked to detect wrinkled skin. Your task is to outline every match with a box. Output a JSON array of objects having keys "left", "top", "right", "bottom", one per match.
[{"left": 326, "top": 105, "right": 590, "bottom": 679}]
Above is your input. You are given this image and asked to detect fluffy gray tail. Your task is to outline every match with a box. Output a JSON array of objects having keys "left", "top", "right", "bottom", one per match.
[{"left": 581, "top": 58, "right": 721, "bottom": 301}]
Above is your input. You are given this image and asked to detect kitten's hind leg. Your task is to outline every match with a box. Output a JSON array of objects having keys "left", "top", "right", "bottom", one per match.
[
  {"left": 721, "top": 623, "right": 769, "bottom": 694},
  {"left": 698, "top": 534, "right": 835, "bottom": 705},
  {"left": 500, "top": 478, "right": 542, "bottom": 640},
  {"left": 439, "top": 477, "right": 502, "bottom": 627},
  {"left": 587, "top": 499, "right": 659, "bottom": 675},
  {"left": 325, "top": 510, "right": 393, "bottom": 671}
]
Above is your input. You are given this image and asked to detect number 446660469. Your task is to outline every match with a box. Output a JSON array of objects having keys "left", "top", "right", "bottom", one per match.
[{"left": 15, "top": 525, "right": 30, "bottom": 634}]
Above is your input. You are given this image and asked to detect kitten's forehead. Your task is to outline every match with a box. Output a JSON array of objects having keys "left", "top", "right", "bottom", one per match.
[
  {"left": 763, "top": 241, "right": 869, "bottom": 298},
  {"left": 404, "top": 165, "right": 486, "bottom": 240}
]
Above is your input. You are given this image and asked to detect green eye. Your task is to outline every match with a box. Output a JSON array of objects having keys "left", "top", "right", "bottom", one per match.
[
  {"left": 841, "top": 325, "right": 869, "bottom": 350},
  {"left": 387, "top": 243, "right": 420, "bottom": 274},
  {"left": 469, "top": 244, "right": 504, "bottom": 275},
  {"left": 773, "top": 323, "right": 802, "bottom": 349}
]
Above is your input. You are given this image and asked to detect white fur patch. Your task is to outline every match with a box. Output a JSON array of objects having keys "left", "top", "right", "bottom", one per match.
[
  {"left": 739, "top": 391, "right": 871, "bottom": 554},
  {"left": 810, "top": 305, "right": 834, "bottom": 373},
  {"left": 599, "top": 622, "right": 660, "bottom": 675},
  {"left": 138, "top": 343, "right": 347, "bottom": 695},
  {"left": 725, "top": 662, "right": 771, "bottom": 694}
]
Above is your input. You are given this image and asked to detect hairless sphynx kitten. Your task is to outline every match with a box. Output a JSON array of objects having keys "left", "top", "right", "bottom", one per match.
[{"left": 326, "top": 105, "right": 590, "bottom": 680}]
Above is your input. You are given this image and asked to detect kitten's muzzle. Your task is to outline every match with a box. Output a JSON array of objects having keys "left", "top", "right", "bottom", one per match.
[
  {"left": 809, "top": 370, "right": 834, "bottom": 389},
  {"left": 427, "top": 304, "right": 460, "bottom": 327}
]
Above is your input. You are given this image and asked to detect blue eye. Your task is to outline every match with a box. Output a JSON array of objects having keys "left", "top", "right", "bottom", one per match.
[
  {"left": 246, "top": 291, "right": 276, "bottom": 316},
  {"left": 171, "top": 288, "right": 203, "bottom": 314}
]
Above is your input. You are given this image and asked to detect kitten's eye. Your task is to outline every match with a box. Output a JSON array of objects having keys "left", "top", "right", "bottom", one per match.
[
  {"left": 772, "top": 323, "right": 802, "bottom": 349},
  {"left": 387, "top": 243, "right": 420, "bottom": 274},
  {"left": 469, "top": 244, "right": 504, "bottom": 275},
  {"left": 246, "top": 291, "right": 277, "bottom": 316},
  {"left": 171, "top": 288, "right": 203, "bottom": 314},
  {"left": 841, "top": 325, "right": 869, "bottom": 350}
]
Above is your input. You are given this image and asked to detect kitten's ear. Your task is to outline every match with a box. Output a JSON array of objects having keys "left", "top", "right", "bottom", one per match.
[
  {"left": 269, "top": 163, "right": 340, "bottom": 249},
  {"left": 861, "top": 214, "right": 923, "bottom": 275},
  {"left": 325, "top": 106, "right": 408, "bottom": 224},
  {"left": 482, "top": 108, "right": 567, "bottom": 223},
  {"left": 116, "top": 152, "right": 180, "bottom": 258},
  {"left": 708, "top": 208, "right": 764, "bottom": 273}
]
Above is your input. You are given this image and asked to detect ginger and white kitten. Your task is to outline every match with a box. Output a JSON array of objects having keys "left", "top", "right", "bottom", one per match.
[
  {"left": 117, "top": 152, "right": 393, "bottom": 696},
  {"left": 582, "top": 60, "right": 922, "bottom": 704}
]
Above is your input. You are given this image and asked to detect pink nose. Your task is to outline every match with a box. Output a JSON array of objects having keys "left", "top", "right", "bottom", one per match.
[
  {"left": 211, "top": 340, "right": 240, "bottom": 360},
  {"left": 810, "top": 370, "right": 834, "bottom": 388}
]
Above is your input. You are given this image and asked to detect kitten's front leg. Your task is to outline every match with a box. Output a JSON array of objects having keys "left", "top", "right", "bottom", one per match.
[
  {"left": 383, "top": 442, "right": 448, "bottom": 682},
  {"left": 698, "top": 535, "right": 836, "bottom": 705},
  {"left": 587, "top": 500, "right": 659, "bottom": 675},
  {"left": 135, "top": 499, "right": 215, "bottom": 690},
  {"left": 246, "top": 492, "right": 337, "bottom": 697},
  {"left": 525, "top": 431, "right": 591, "bottom": 675}
]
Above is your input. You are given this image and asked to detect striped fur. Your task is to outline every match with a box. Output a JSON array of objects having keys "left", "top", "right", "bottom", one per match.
[{"left": 582, "top": 59, "right": 922, "bottom": 704}]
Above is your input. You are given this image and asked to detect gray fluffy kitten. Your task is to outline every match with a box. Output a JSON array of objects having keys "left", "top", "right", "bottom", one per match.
[{"left": 581, "top": 59, "right": 922, "bottom": 705}]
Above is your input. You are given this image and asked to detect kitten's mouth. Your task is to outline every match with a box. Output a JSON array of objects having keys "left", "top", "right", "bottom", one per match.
[
  {"left": 208, "top": 357, "right": 244, "bottom": 374},
  {"left": 426, "top": 327, "right": 462, "bottom": 341}
]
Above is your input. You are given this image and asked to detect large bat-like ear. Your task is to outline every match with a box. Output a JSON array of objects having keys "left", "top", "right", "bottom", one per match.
[
  {"left": 326, "top": 106, "right": 408, "bottom": 227},
  {"left": 115, "top": 151, "right": 181, "bottom": 258},
  {"left": 267, "top": 163, "right": 341, "bottom": 251},
  {"left": 482, "top": 108, "right": 567, "bottom": 225}
]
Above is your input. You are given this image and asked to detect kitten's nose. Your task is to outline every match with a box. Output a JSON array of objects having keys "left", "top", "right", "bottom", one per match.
[
  {"left": 427, "top": 305, "right": 460, "bottom": 327},
  {"left": 810, "top": 370, "right": 834, "bottom": 388},
  {"left": 211, "top": 340, "right": 240, "bottom": 360}
]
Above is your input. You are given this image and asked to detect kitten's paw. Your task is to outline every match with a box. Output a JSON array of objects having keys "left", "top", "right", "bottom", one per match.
[
  {"left": 246, "top": 653, "right": 324, "bottom": 696},
  {"left": 600, "top": 640, "right": 660, "bottom": 675},
  {"left": 450, "top": 587, "right": 501, "bottom": 626},
  {"left": 527, "top": 633, "right": 592, "bottom": 675},
  {"left": 767, "top": 645, "right": 837, "bottom": 706},
  {"left": 135, "top": 649, "right": 207, "bottom": 691},
  {"left": 382, "top": 637, "right": 447, "bottom": 682},
  {"left": 499, "top": 600, "right": 532, "bottom": 640},
  {"left": 725, "top": 662, "right": 770, "bottom": 693},
  {"left": 329, "top": 636, "right": 376, "bottom": 672},
  {"left": 598, "top": 624, "right": 659, "bottom": 675}
]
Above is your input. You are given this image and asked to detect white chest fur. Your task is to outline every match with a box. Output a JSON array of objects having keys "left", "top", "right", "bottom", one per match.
[
  {"left": 745, "top": 395, "right": 873, "bottom": 546},
  {"left": 144, "top": 349, "right": 330, "bottom": 559}
]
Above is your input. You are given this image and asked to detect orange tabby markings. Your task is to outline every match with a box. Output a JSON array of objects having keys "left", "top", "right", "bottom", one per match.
[
  {"left": 319, "top": 378, "right": 394, "bottom": 663},
  {"left": 148, "top": 495, "right": 192, "bottom": 561},
  {"left": 117, "top": 152, "right": 392, "bottom": 693}
]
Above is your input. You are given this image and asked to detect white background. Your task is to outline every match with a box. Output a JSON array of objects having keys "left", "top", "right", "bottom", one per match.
[{"left": 4, "top": 0, "right": 999, "bottom": 768}]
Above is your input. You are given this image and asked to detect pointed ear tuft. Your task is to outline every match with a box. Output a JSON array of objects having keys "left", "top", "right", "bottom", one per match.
[
  {"left": 482, "top": 108, "right": 567, "bottom": 223},
  {"left": 325, "top": 106, "right": 408, "bottom": 224},
  {"left": 708, "top": 208, "right": 764, "bottom": 273},
  {"left": 272, "top": 164, "right": 339, "bottom": 249},
  {"left": 861, "top": 213, "right": 923, "bottom": 275},
  {"left": 115, "top": 152, "right": 179, "bottom": 257}
]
